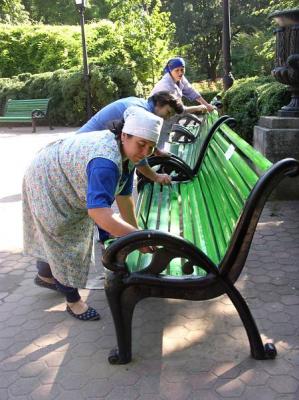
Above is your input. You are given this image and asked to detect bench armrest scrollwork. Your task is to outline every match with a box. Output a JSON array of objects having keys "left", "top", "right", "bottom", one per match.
[
  {"left": 32, "top": 109, "right": 46, "bottom": 119},
  {"left": 170, "top": 124, "right": 197, "bottom": 143},
  {"left": 102, "top": 230, "right": 219, "bottom": 279}
]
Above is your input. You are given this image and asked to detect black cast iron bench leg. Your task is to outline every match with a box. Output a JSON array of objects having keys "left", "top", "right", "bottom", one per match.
[
  {"left": 105, "top": 273, "right": 146, "bottom": 364},
  {"left": 220, "top": 276, "right": 277, "bottom": 360}
]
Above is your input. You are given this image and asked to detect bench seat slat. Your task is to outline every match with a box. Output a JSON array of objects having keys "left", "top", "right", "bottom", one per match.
[
  {"left": 137, "top": 184, "right": 152, "bottom": 228},
  {"left": 126, "top": 185, "right": 154, "bottom": 271},
  {"left": 158, "top": 185, "right": 171, "bottom": 232},
  {"left": 168, "top": 185, "right": 182, "bottom": 275},
  {"left": 0, "top": 117, "right": 33, "bottom": 121},
  {"left": 138, "top": 184, "right": 161, "bottom": 269},
  {"left": 180, "top": 184, "right": 194, "bottom": 244}
]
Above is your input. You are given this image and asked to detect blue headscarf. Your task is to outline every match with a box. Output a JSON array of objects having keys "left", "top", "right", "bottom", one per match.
[{"left": 163, "top": 57, "right": 185, "bottom": 75}]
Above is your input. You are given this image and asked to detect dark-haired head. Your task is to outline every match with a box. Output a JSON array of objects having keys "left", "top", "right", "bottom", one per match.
[{"left": 149, "top": 91, "right": 184, "bottom": 117}]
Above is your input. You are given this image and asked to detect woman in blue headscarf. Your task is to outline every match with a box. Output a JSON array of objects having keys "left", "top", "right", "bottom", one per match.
[{"left": 150, "top": 57, "right": 214, "bottom": 113}]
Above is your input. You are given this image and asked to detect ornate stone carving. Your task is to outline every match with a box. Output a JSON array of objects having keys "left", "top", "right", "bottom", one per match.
[{"left": 270, "top": 9, "right": 299, "bottom": 117}]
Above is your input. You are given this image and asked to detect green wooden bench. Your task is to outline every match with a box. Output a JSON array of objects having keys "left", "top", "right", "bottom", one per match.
[
  {"left": 0, "top": 98, "right": 53, "bottom": 132},
  {"left": 167, "top": 112, "right": 230, "bottom": 173},
  {"left": 139, "top": 112, "right": 234, "bottom": 191},
  {"left": 103, "top": 117, "right": 299, "bottom": 364}
]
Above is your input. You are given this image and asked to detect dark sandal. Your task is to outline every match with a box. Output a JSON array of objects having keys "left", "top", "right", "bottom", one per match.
[
  {"left": 66, "top": 305, "right": 100, "bottom": 321},
  {"left": 34, "top": 275, "right": 58, "bottom": 291}
]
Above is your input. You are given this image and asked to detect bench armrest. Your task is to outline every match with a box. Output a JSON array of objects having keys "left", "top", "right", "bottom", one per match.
[
  {"left": 102, "top": 230, "right": 219, "bottom": 277},
  {"left": 170, "top": 124, "right": 196, "bottom": 143},
  {"left": 32, "top": 109, "right": 46, "bottom": 119},
  {"left": 176, "top": 113, "right": 202, "bottom": 126},
  {"left": 136, "top": 156, "right": 193, "bottom": 191}
]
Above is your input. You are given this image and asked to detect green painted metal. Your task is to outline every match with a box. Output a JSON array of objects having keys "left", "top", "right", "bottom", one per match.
[
  {"left": 214, "top": 132, "right": 259, "bottom": 189},
  {"left": 136, "top": 184, "right": 152, "bottom": 228},
  {"left": 221, "top": 124, "right": 273, "bottom": 172},
  {"left": 192, "top": 177, "right": 220, "bottom": 267},
  {"left": 137, "top": 184, "right": 161, "bottom": 270},
  {"left": 118, "top": 110, "right": 276, "bottom": 277},
  {"left": 207, "top": 146, "right": 243, "bottom": 218},
  {"left": 168, "top": 184, "right": 182, "bottom": 275},
  {"left": 209, "top": 139, "right": 251, "bottom": 202},
  {"left": 201, "top": 160, "right": 233, "bottom": 245},
  {"left": 180, "top": 184, "right": 194, "bottom": 244},
  {"left": 198, "top": 172, "right": 227, "bottom": 261}
]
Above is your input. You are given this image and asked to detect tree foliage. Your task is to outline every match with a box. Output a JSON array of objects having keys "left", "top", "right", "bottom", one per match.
[
  {"left": 222, "top": 76, "right": 289, "bottom": 142},
  {"left": 2, "top": 0, "right": 296, "bottom": 87},
  {"left": 161, "top": 0, "right": 274, "bottom": 80},
  {"left": 22, "top": 0, "right": 110, "bottom": 24},
  {"left": 106, "top": 0, "right": 174, "bottom": 92},
  {"left": 0, "top": 0, "right": 29, "bottom": 23}
]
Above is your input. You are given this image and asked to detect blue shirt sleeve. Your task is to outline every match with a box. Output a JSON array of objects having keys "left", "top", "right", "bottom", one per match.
[
  {"left": 86, "top": 158, "right": 120, "bottom": 209},
  {"left": 135, "top": 157, "right": 149, "bottom": 167},
  {"left": 118, "top": 169, "right": 134, "bottom": 196},
  {"left": 181, "top": 76, "right": 201, "bottom": 102}
]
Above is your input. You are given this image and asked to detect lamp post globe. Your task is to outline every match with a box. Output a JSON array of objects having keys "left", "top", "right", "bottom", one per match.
[
  {"left": 75, "top": 0, "right": 86, "bottom": 10},
  {"left": 75, "top": 0, "right": 92, "bottom": 120}
]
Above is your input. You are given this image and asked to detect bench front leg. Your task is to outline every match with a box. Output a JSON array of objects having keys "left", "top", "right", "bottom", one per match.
[
  {"left": 32, "top": 118, "right": 36, "bottom": 133},
  {"left": 105, "top": 271, "right": 148, "bottom": 364}
]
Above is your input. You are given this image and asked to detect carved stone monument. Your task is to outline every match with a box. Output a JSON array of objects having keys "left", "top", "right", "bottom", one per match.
[{"left": 253, "top": 9, "right": 299, "bottom": 199}]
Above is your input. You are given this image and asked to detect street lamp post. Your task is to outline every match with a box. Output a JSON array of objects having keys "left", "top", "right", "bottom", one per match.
[
  {"left": 222, "top": 0, "right": 234, "bottom": 91},
  {"left": 75, "top": 0, "right": 92, "bottom": 120}
]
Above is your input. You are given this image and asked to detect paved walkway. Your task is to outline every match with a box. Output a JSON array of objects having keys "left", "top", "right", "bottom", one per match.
[{"left": 0, "top": 127, "right": 299, "bottom": 399}]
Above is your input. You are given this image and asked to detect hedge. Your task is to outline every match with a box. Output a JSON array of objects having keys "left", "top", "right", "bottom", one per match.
[
  {"left": 0, "top": 65, "right": 139, "bottom": 126},
  {"left": 0, "top": 69, "right": 289, "bottom": 132},
  {"left": 222, "top": 76, "right": 290, "bottom": 142}
]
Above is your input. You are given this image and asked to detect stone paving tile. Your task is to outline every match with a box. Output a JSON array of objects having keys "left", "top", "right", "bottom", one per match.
[{"left": 0, "top": 200, "right": 298, "bottom": 399}]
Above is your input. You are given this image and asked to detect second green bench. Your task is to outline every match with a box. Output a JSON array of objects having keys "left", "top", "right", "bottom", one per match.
[{"left": 0, "top": 98, "right": 53, "bottom": 133}]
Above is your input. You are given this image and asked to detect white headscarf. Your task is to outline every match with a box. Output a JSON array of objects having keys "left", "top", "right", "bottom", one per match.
[{"left": 123, "top": 106, "right": 163, "bottom": 144}]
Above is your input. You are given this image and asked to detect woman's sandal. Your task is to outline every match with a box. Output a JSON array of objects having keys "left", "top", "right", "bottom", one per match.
[
  {"left": 66, "top": 305, "right": 100, "bottom": 321},
  {"left": 34, "top": 275, "right": 58, "bottom": 291}
]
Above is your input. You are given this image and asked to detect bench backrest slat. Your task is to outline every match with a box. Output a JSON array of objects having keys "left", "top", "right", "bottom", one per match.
[
  {"left": 213, "top": 132, "right": 259, "bottom": 187},
  {"left": 206, "top": 147, "right": 244, "bottom": 215},
  {"left": 200, "top": 163, "right": 235, "bottom": 248},
  {"left": 195, "top": 175, "right": 226, "bottom": 263},
  {"left": 209, "top": 140, "right": 252, "bottom": 201},
  {"left": 190, "top": 179, "right": 220, "bottom": 264},
  {"left": 5, "top": 99, "right": 51, "bottom": 117},
  {"left": 221, "top": 124, "right": 273, "bottom": 172},
  {"left": 169, "top": 185, "right": 182, "bottom": 274}
]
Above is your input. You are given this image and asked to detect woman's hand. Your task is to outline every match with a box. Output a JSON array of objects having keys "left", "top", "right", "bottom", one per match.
[
  {"left": 206, "top": 103, "right": 216, "bottom": 112},
  {"left": 153, "top": 148, "right": 171, "bottom": 157},
  {"left": 155, "top": 173, "right": 172, "bottom": 185},
  {"left": 193, "top": 105, "right": 208, "bottom": 114},
  {"left": 139, "top": 245, "right": 157, "bottom": 253}
]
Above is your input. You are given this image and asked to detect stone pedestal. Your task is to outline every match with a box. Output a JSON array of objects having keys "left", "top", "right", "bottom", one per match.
[{"left": 253, "top": 116, "right": 299, "bottom": 200}]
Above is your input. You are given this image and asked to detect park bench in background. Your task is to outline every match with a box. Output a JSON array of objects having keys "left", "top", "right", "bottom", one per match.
[
  {"left": 0, "top": 98, "right": 53, "bottom": 133},
  {"left": 103, "top": 115, "right": 299, "bottom": 364}
]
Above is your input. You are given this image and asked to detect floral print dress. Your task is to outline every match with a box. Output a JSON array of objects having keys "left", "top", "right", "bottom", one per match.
[{"left": 22, "top": 130, "right": 128, "bottom": 288}]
